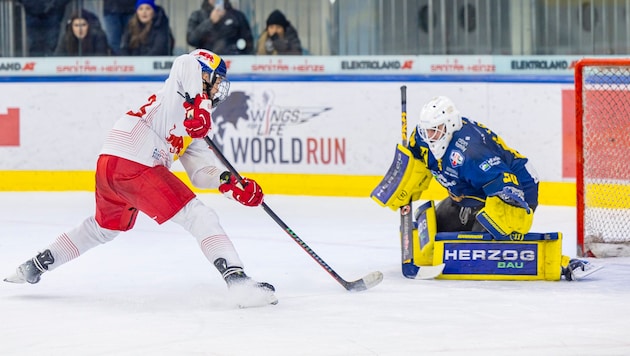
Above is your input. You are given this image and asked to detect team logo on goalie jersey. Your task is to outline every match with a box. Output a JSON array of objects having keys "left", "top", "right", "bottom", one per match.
[
  {"left": 479, "top": 156, "right": 501, "bottom": 172},
  {"left": 449, "top": 150, "right": 464, "bottom": 167}
]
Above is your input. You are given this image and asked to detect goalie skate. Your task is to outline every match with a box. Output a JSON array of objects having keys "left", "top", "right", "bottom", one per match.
[{"left": 563, "top": 259, "right": 604, "bottom": 281}]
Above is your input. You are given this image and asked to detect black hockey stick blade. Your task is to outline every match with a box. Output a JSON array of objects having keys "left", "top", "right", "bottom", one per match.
[{"left": 203, "top": 135, "right": 383, "bottom": 292}]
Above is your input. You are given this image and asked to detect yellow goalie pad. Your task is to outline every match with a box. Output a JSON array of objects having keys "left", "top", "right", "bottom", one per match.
[
  {"left": 412, "top": 200, "right": 438, "bottom": 266},
  {"left": 432, "top": 232, "right": 563, "bottom": 281},
  {"left": 476, "top": 196, "right": 534, "bottom": 238},
  {"left": 371, "top": 144, "right": 432, "bottom": 211},
  {"left": 409, "top": 200, "right": 563, "bottom": 281}
]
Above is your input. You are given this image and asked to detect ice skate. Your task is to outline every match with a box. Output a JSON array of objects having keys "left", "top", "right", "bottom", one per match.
[
  {"left": 562, "top": 258, "right": 603, "bottom": 281},
  {"left": 4, "top": 250, "right": 54, "bottom": 284},
  {"left": 214, "top": 258, "right": 278, "bottom": 308}
]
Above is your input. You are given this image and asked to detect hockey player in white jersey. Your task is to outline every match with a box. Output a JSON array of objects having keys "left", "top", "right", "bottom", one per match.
[{"left": 4, "top": 49, "right": 277, "bottom": 307}]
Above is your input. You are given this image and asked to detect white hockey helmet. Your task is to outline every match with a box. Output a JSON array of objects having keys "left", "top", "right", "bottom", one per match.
[
  {"left": 189, "top": 48, "right": 230, "bottom": 107},
  {"left": 417, "top": 96, "right": 463, "bottom": 160}
]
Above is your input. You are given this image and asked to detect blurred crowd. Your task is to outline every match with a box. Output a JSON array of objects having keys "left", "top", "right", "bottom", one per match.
[{"left": 18, "top": 0, "right": 303, "bottom": 57}]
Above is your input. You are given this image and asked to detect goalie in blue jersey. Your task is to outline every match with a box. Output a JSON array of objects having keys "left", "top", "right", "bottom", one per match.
[
  {"left": 372, "top": 96, "right": 600, "bottom": 281},
  {"left": 376, "top": 95, "right": 539, "bottom": 237},
  {"left": 412, "top": 96, "right": 538, "bottom": 236}
]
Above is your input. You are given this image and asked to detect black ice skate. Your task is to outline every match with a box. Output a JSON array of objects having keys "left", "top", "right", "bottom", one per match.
[
  {"left": 562, "top": 258, "right": 603, "bottom": 281},
  {"left": 214, "top": 258, "right": 278, "bottom": 308},
  {"left": 4, "top": 249, "right": 55, "bottom": 284}
]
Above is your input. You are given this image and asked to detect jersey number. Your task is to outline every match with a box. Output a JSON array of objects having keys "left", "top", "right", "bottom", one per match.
[{"left": 502, "top": 172, "right": 519, "bottom": 185}]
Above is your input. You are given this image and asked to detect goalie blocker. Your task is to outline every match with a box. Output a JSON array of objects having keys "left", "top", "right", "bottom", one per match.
[{"left": 411, "top": 200, "right": 564, "bottom": 281}]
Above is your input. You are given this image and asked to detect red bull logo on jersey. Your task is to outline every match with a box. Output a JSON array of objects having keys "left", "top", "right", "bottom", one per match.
[{"left": 166, "top": 133, "right": 184, "bottom": 156}]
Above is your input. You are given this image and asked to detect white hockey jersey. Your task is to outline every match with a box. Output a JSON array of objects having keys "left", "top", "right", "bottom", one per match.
[{"left": 100, "top": 53, "right": 222, "bottom": 189}]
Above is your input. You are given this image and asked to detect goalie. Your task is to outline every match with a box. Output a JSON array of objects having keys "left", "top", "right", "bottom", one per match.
[{"left": 372, "top": 96, "right": 600, "bottom": 281}]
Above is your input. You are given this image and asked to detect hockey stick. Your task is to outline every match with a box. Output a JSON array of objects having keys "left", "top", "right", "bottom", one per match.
[
  {"left": 397, "top": 88, "right": 444, "bottom": 279},
  {"left": 203, "top": 136, "right": 383, "bottom": 292},
  {"left": 398, "top": 85, "right": 418, "bottom": 278}
]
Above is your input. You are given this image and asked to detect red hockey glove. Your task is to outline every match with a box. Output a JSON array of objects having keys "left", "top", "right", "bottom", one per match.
[
  {"left": 183, "top": 93, "right": 212, "bottom": 138},
  {"left": 218, "top": 171, "right": 264, "bottom": 207}
]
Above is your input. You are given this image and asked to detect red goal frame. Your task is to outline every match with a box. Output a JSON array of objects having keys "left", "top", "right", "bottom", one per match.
[{"left": 574, "top": 58, "right": 630, "bottom": 257}]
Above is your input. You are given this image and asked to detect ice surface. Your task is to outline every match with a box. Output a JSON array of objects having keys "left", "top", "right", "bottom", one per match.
[{"left": 1, "top": 192, "right": 629, "bottom": 355}]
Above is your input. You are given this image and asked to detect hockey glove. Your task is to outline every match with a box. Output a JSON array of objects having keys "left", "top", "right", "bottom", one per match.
[
  {"left": 371, "top": 144, "right": 432, "bottom": 211},
  {"left": 492, "top": 186, "right": 531, "bottom": 213},
  {"left": 476, "top": 186, "right": 533, "bottom": 239},
  {"left": 219, "top": 171, "right": 264, "bottom": 207},
  {"left": 183, "top": 93, "right": 212, "bottom": 138}
]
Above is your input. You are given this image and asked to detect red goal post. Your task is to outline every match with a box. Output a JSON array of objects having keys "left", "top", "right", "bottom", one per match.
[{"left": 575, "top": 58, "right": 630, "bottom": 257}]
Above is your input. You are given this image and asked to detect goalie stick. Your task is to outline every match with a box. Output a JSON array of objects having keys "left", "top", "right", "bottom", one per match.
[
  {"left": 203, "top": 136, "right": 383, "bottom": 292},
  {"left": 398, "top": 85, "right": 417, "bottom": 278},
  {"left": 413, "top": 264, "right": 445, "bottom": 279},
  {"left": 397, "top": 86, "right": 443, "bottom": 280}
]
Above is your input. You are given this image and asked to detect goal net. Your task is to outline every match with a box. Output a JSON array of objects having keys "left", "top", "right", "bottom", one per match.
[{"left": 575, "top": 58, "right": 630, "bottom": 257}]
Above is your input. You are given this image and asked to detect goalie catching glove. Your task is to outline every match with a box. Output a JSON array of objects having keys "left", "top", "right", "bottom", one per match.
[
  {"left": 476, "top": 186, "right": 533, "bottom": 239},
  {"left": 183, "top": 93, "right": 213, "bottom": 138},
  {"left": 371, "top": 144, "right": 432, "bottom": 211},
  {"left": 219, "top": 171, "right": 264, "bottom": 207}
]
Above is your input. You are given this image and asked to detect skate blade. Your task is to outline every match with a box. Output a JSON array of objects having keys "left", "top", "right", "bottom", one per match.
[
  {"left": 4, "top": 266, "right": 28, "bottom": 283},
  {"left": 571, "top": 264, "right": 604, "bottom": 281},
  {"left": 3, "top": 273, "right": 27, "bottom": 284}
]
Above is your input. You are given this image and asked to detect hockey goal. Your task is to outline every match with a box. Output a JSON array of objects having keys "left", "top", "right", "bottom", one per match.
[{"left": 575, "top": 58, "right": 630, "bottom": 257}]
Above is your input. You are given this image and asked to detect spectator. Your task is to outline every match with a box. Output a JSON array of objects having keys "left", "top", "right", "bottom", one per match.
[
  {"left": 256, "top": 9, "right": 303, "bottom": 55},
  {"left": 103, "top": 0, "right": 136, "bottom": 55},
  {"left": 187, "top": 0, "right": 254, "bottom": 55},
  {"left": 120, "top": 0, "right": 173, "bottom": 56},
  {"left": 17, "top": 0, "right": 72, "bottom": 56},
  {"left": 54, "top": 10, "right": 110, "bottom": 56}
]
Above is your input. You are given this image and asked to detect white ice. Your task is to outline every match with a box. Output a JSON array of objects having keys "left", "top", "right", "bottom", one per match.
[{"left": 1, "top": 192, "right": 629, "bottom": 356}]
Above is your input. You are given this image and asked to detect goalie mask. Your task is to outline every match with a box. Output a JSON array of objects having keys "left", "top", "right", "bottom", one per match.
[
  {"left": 417, "top": 96, "right": 463, "bottom": 160},
  {"left": 190, "top": 49, "right": 230, "bottom": 108}
]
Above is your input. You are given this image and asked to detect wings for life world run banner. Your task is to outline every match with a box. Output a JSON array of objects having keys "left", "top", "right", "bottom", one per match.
[
  {"left": 212, "top": 89, "right": 336, "bottom": 173},
  {"left": 208, "top": 82, "right": 378, "bottom": 175}
]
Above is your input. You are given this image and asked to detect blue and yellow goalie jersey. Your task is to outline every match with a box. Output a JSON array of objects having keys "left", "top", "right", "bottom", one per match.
[{"left": 408, "top": 117, "right": 539, "bottom": 208}]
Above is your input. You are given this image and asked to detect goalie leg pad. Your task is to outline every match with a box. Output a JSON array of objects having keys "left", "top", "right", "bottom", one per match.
[
  {"left": 402, "top": 200, "right": 439, "bottom": 278},
  {"left": 433, "top": 232, "right": 563, "bottom": 281},
  {"left": 371, "top": 144, "right": 432, "bottom": 211},
  {"left": 476, "top": 196, "right": 533, "bottom": 239},
  {"left": 412, "top": 200, "right": 437, "bottom": 266}
]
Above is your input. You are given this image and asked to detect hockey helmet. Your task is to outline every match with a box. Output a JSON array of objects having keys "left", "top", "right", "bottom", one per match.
[
  {"left": 417, "top": 96, "right": 463, "bottom": 160},
  {"left": 190, "top": 49, "right": 230, "bottom": 107}
]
